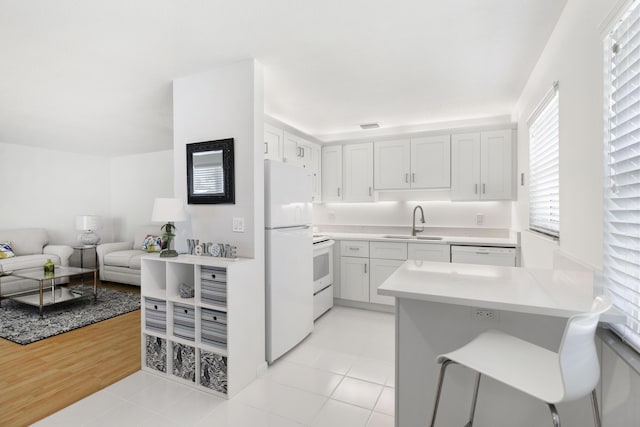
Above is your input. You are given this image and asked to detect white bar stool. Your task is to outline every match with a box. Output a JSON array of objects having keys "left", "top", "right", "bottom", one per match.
[{"left": 430, "top": 295, "right": 612, "bottom": 427}]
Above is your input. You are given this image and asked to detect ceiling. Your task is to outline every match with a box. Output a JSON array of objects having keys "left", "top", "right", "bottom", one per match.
[{"left": 0, "top": 0, "right": 566, "bottom": 157}]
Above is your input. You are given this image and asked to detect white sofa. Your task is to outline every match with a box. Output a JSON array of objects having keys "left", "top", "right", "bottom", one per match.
[
  {"left": 0, "top": 228, "right": 74, "bottom": 298},
  {"left": 96, "top": 226, "right": 161, "bottom": 286}
]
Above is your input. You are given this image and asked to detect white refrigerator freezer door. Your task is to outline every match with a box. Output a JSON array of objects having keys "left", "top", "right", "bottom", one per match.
[
  {"left": 265, "top": 160, "right": 312, "bottom": 228},
  {"left": 265, "top": 226, "right": 313, "bottom": 363}
]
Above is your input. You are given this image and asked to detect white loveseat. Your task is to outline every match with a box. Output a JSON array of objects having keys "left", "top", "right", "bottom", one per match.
[
  {"left": 0, "top": 228, "right": 74, "bottom": 298},
  {"left": 96, "top": 226, "right": 161, "bottom": 286}
]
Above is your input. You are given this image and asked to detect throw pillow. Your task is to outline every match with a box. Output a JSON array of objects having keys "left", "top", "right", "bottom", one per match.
[
  {"left": 142, "top": 235, "right": 163, "bottom": 253},
  {"left": 0, "top": 242, "right": 15, "bottom": 259}
]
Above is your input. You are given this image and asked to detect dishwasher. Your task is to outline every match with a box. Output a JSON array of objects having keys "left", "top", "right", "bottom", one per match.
[{"left": 451, "top": 245, "right": 517, "bottom": 267}]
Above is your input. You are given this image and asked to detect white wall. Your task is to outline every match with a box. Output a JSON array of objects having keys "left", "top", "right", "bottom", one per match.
[
  {"left": 173, "top": 58, "right": 266, "bottom": 373},
  {"left": 512, "top": 1, "right": 640, "bottom": 426},
  {"left": 0, "top": 142, "right": 111, "bottom": 244},
  {"left": 109, "top": 150, "right": 174, "bottom": 242},
  {"left": 173, "top": 60, "right": 264, "bottom": 258},
  {"left": 511, "top": 0, "right": 616, "bottom": 269}
]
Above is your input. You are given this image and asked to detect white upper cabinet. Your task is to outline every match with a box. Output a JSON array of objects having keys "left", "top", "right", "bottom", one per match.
[
  {"left": 411, "top": 135, "right": 451, "bottom": 188},
  {"left": 283, "top": 131, "right": 315, "bottom": 169},
  {"left": 451, "top": 130, "right": 514, "bottom": 200},
  {"left": 451, "top": 133, "right": 481, "bottom": 200},
  {"left": 480, "top": 130, "right": 514, "bottom": 200},
  {"left": 374, "top": 139, "right": 411, "bottom": 189},
  {"left": 374, "top": 136, "right": 451, "bottom": 190},
  {"left": 264, "top": 123, "right": 283, "bottom": 161},
  {"left": 343, "top": 142, "right": 374, "bottom": 202},
  {"left": 311, "top": 144, "right": 321, "bottom": 202},
  {"left": 283, "top": 130, "right": 300, "bottom": 165},
  {"left": 322, "top": 145, "right": 343, "bottom": 202}
]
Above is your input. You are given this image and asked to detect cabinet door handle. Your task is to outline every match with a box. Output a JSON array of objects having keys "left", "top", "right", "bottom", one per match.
[
  {"left": 405, "top": 173, "right": 409, "bottom": 183},
  {"left": 364, "top": 264, "right": 367, "bottom": 273},
  {"left": 475, "top": 184, "right": 478, "bottom": 194},
  {"left": 264, "top": 142, "right": 268, "bottom": 154},
  {"left": 297, "top": 147, "right": 302, "bottom": 157},
  {"left": 349, "top": 247, "right": 359, "bottom": 251},
  {"left": 482, "top": 183, "right": 486, "bottom": 194},
  {"left": 337, "top": 187, "right": 341, "bottom": 197},
  {"left": 368, "top": 186, "right": 372, "bottom": 196},
  {"left": 302, "top": 147, "right": 305, "bottom": 157},
  {"left": 412, "top": 172, "right": 415, "bottom": 183}
]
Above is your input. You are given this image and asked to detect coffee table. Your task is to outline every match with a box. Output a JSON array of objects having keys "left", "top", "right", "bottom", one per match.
[{"left": 8, "top": 266, "right": 97, "bottom": 318}]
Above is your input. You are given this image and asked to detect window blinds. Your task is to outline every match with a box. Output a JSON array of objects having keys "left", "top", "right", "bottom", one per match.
[
  {"left": 528, "top": 84, "right": 560, "bottom": 238},
  {"left": 605, "top": 1, "right": 640, "bottom": 352},
  {"left": 193, "top": 165, "right": 224, "bottom": 194}
]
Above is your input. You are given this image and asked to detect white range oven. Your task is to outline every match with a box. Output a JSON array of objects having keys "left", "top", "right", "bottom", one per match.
[{"left": 313, "top": 235, "right": 334, "bottom": 320}]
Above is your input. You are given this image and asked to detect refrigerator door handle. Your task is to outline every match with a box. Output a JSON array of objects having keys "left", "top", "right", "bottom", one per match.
[{"left": 269, "top": 225, "right": 311, "bottom": 231}]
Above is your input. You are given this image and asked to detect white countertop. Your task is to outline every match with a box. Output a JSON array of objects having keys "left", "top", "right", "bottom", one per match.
[
  {"left": 378, "top": 260, "right": 596, "bottom": 317},
  {"left": 324, "top": 232, "right": 518, "bottom": 247}
]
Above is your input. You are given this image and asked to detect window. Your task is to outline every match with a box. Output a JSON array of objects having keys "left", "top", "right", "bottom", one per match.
[
  {"left": 528, "top": 83, "right": 560, "bottom": 239},
  {"left": 604, "top": 1, "right": 640, "bottom": 352}
]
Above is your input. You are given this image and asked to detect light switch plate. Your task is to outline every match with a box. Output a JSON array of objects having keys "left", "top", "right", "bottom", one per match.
[{"left": 232, "top": 217, "right": 245, "bottom": 232}]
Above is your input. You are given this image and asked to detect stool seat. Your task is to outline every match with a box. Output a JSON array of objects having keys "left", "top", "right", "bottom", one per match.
[
  {"left": 438, "top": 330, "right": 565, "bottom": 403},
  {"left": 430, "top": 295, "right": 612, "bottom": 427}
]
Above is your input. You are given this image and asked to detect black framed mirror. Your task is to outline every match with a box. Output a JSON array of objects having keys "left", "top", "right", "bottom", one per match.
[{"left": 186, "top": 138, "right": 235, "bottom": 204}]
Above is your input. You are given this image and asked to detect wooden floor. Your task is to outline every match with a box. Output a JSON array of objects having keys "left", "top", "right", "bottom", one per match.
[{"left": 0, "top": 282, "right": 141, "bottom": 427}]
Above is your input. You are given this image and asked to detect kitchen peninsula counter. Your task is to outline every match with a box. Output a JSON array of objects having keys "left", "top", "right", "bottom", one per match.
[
  {"left": 378, "top": 260, "right": 614, "bottom": 427},
  {"left": 378, "top": 260, "right": 595, "bottom": 317}
]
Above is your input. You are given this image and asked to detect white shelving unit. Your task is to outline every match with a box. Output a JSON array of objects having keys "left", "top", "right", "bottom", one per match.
[{"left": 141, "top": 254, "right": 263, "bottom": 399}]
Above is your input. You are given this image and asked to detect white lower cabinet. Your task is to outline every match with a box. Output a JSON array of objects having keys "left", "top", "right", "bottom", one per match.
[
  {"left": 339, "top": 240, "right": 412, "bottom": 307},
  {"left": 340, "top": 256, "right": 370, "bottom": 302},
  {"left": 141, "top": 255, "right": 262, "bottom": 399},
  {"left": 408, "top": 243, "right": 451, "bottom": 262},
  {"left": 338, "top": 240, "right": 453, "bottom": 307},
  {"left": 370, "top": 258, "right": 404, "bottom": 305}
]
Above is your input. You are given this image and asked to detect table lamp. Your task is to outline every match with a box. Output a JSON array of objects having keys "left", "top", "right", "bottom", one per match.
[
  {"left": 76, "top": 215, "right": 101, "bottom": 245},
  {"left": 151, "top": 198, "right": 187, "bottom": 257}
]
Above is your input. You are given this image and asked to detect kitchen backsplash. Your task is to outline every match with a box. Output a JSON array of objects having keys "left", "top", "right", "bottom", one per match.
[{"left": 312, "top": 200, "right": 511, "bottom": 230}]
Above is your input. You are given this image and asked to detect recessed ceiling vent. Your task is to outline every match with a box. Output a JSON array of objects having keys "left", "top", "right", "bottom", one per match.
[{"left": 360, "top": 122, "right": 380, "bottom": 130}]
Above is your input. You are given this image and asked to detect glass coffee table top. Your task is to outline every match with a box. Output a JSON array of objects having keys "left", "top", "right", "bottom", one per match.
[
  {"left": 11, "top": 266, "right": 95, "bottom": 281},
  {"left": 7, "top": 266, "right": 97, "bottom": 317}
]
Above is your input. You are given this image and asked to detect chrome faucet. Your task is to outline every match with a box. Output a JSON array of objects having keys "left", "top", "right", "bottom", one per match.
[{"left": 412, "top": 205, "right": 426, "bottom": 236}]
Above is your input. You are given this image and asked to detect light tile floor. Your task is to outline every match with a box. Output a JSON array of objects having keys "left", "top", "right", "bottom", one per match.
[{"left": 33, "top": 306, "right": 395, "bottom": 427}]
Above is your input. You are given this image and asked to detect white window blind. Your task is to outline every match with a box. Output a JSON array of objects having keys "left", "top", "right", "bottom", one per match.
[
  {"left": 605, "top": 1, "right": 640, "bottom": 352},
  {"left": 528, "top": 83, "right": 560, "bottom": 238},
  {"left": 193, "top": 165, "right": 224, "bottom": 194}
]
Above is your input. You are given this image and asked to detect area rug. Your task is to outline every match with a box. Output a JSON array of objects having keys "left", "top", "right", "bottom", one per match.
[{"left": 0, "top": 286, "right": 140, "bottom": 345}]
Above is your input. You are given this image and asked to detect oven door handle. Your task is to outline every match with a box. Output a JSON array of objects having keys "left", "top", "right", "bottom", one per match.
[{"left": 313, "top": 240, "right": 335, "bottom": 250}]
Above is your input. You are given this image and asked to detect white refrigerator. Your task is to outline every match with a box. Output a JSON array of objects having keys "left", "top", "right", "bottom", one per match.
[{"left": 265, "top": 160, "right": 313, "bottom": 364}]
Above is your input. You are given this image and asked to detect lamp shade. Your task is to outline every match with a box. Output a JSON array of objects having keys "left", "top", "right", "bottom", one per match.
[
  {"left": 152, "top": 198, "right": 187, "bottom": 222},
  {"left": 76, "top": 215, "right": 100, "bottom": 231}
]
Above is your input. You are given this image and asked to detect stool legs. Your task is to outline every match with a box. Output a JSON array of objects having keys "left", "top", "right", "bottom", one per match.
[
  {"left": 430, "top": 360, "right": 482, "bottom": 427},
  {"left": 431, "top": 363, "right": 602, "bottom": 427},
  {"left": 465, "top": 372, "right": 482, "bottom": 427},
  {"left": 590, "top": 389, "right": 601, "bottom": 427},
  {"left": 548, "top": 404, "right": 560, "bottom": 427},
  {"left": 430, "top": 359, "right": 455, "bottom": 427}
]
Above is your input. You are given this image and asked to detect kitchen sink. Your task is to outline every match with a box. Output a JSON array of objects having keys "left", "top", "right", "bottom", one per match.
[{"left": 381, "top": 235, "right": 444, "bottom": 241}]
